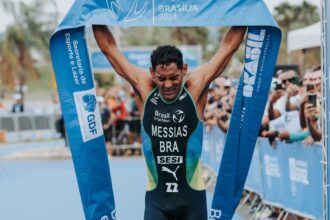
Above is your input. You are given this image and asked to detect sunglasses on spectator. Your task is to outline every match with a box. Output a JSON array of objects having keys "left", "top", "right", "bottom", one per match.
[{"left": 282, "top": 78, "right": 294, "bottom": 84}]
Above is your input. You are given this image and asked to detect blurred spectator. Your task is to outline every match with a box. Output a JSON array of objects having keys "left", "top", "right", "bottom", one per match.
[
  {"left": 55, "top": 115, "right": 68, "bottom": 147},
  {"left": 304, "top": 102, "right": 321, "bottom": 143},
  {"left": 203, "top": 77, "right": 234, "bottom": 134},
  {"left": 98, "top": 96, "right": 113, "bottom": 156},
  {"left": 0, "top": 96, "right": 5, "bottom": 113},
  {"left": 111, "top": 90, "right": 129, "bottom": 155},
  {"left": 265, "top": 70, "right": 302, "bottom": 145},
  {"left": 126, "top": 89, "right": 141, "bottom": 156},
  {"left": 11, "top": 93, "right": 24, "bottom": 113},
  {"left": 112, "top": 91, "right": 128, "bottom": 127}
]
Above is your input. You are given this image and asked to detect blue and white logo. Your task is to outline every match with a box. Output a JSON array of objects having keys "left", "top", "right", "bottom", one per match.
[
  {"left": 106, "top": 0, "right": 149, "bottom": 22},
  {"left": 74, "top": 89, "right": 103, "bottom": 142},
  {"left": 82, "top": 94, "right": 97, "bottom": 112}
]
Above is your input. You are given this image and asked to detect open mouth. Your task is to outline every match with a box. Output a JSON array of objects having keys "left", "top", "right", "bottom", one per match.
[{"left": 163, "top": 88, "right": 175, "bottom": 95}]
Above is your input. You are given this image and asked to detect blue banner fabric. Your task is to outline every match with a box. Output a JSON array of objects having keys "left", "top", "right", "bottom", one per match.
[
  {"left": 50, "top": 26, "right": 116, "bottom": 220},
  {"left": 203, "top": 133, "right": 323, "bottom": 219},
  {"left": 259, "top": 139, "right": 288, "bottom": 208},
  {"left": 258, "top": 139, "right": 322, "bottom": 219},
  {"left": 244, "top": 139, "right": 263, "bottom": 194},
  {"left": 211, "top": 27, "right": 281, "bottom": 219},
  {"left": 50, "top": 1, "right": 281, "bottom": 219},
  {"left": 280, "top": 142, "right": 322, "bottom": 219}
]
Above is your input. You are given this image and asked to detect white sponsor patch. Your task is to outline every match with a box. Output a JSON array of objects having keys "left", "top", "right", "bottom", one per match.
[
  {"left": 264, "top": 155, "right": 281, "bottom": 178},
  {"left": 74, "top": 89, "right": 103, "bottom": 142},
  {"left": 165, "top": 182, "right": 178, "bottom": 193},
  {"left": 289, "top": 158, "right": 309, "bottom": 185},
  {"left": 157, "top": 156, "right": 183, "bottom": 164},
  {"left": 243, "top": 29, "right": 266, "bottom": 98}
]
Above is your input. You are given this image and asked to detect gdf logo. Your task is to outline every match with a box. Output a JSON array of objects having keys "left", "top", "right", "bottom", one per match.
[
  {"left": 82, "top": 94, "right": 98, "bottom": 135},
  {"left": 172, "top": 110, "right": 185, "bottom": 123},
  {"left": 82, "top": 94, "right": 97, "bottom": 112},
  {"left": 74, "top": 89, "right": 103, "bottom": 142}
]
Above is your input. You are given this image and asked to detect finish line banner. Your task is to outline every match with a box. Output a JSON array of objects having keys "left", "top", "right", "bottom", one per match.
[{"left": 49, "top": 1, "right": 281, "bottom": 220}]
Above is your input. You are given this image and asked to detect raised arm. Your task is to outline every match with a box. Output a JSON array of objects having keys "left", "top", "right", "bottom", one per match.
[
  {"left": 92, "top": 25, "right": 150, "bottom": 95},
  {"left": 187, "top": 27, "right": 246, "bottom": 102}
]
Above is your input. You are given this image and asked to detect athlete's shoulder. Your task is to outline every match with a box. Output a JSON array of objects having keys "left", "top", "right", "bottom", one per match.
[{"left": 136, "top": 76, "right": 155, "bottom": 100}]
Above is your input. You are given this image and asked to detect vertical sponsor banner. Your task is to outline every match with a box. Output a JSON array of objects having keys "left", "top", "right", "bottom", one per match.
[
  {"left": 210, "top": 27, "right": 281, "bottom": 220},
  {"left": 50, "top": 27, "right": 116, "bottom": 220}
]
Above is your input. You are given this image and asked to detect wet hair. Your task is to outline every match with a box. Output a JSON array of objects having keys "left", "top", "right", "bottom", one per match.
[{"left": 150, "top": 45, "right": 183, "bottom": 71}]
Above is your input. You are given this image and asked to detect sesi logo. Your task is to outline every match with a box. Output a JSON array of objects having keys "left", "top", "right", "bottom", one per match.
[
  {"left": 243, "top": 29, "right": 266, "bottom": 98},
  {"left": 74, "top": 89, "right": 103, "bottom": 142}
]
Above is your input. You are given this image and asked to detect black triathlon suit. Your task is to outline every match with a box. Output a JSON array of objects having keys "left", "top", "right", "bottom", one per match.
[{"left": 141, "top": 86, "right": 207, "bottom": 220}]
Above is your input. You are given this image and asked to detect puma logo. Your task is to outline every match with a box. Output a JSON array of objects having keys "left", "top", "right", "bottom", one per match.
[{"left": 162, "top": 166, "right": 180, "bottom": 181}]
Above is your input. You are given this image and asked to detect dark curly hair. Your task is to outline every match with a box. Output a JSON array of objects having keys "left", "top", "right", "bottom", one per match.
[{"left": 150, "top": 45, "right": 183, "bottom": 71}]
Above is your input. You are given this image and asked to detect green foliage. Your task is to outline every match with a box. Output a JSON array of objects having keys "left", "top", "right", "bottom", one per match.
[
  {"left": 274, "top": 0, "right": 320, "bottom": 65},
  {"left": 0, "top": 0, "right": 58, "bottom": 90},
  {"left": 94, "top": 73, "right": 115, "bottom": 88},
  {"left": 120, "top": 27, "right": 210, "bottom": 59},
  {"left": 274, "top": 1, "right": 319, "bottom": 30}
]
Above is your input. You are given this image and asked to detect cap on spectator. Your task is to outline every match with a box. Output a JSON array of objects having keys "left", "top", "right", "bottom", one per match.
[
  {"left": 270, "top": 78, "right": 281, "bottom": 91},
  {"left": 118, "top": 90, "right": 126, "bottom": 101},
  {"left": 97, "top": 96, "right": 104, "bottom": 103},
  {"left": 209, "top": 82, "right": 219, "bottom": 90},
  {"left": 224, "top": 79, "right": 231, "bottom": 87},
  {"left": 13, "top": 93, "right": 22, "bottom": 100}
]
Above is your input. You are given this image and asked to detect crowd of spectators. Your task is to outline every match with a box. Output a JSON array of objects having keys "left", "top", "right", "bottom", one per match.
[
  {"left": 202, "top": 66, "right": 322, "bottom": 220},
  {"left": 95, "top": 84, "right": 141, "bottom": 157},
  {"left": 204, "top": 66, "right": 322, "bottom": 148},
  {"left": 88, "top": 65, "right": 323, "bottom": 160}
]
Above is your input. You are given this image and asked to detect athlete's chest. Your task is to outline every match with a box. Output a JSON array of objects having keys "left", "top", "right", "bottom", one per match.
[{"left": 143, "top": 90, "right": 198, "bottom": 138}]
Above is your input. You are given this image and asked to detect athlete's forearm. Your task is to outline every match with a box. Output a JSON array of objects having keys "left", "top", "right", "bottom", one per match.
[
  {"left": 208, "top": 26, "right": 246, "bottom": 79},
  {"left": 92, "top": 25, "right": 118, "bottom": 53},
  {"left": 92, "top": 25, "right": 147, "bottom": 89},
  {"left": 219, "top": 26, "right": 246, "bottom": 55}
]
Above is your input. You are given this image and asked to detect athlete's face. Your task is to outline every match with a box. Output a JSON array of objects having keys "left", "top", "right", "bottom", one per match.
[{"left": 150, "top": 63, "right": 187, "bottom": 101}]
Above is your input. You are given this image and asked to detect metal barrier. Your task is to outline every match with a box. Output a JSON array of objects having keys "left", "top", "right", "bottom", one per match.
[
  {"left": 202, "top": 126, "right": 323, "bottom": 219},
  {"left": 0, "top": 113, "right": 61, "bottom": 142},
  {"left": 0, "top": 112, "right": 142, "bottom": 148},
  {"left": 109, "top": 117, "right": 141, "bottom": 151}
]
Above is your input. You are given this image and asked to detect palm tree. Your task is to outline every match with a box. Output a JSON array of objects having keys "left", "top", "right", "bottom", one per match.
[
  {"left": 274, "top": 1, "right": 320, "bottom": 66},
  {"left": 0, "top": 0, "right": 59, "bottom": 89}
]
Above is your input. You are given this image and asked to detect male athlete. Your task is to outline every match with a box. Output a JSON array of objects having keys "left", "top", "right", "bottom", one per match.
[{"left": 93, "top": 25, "right": 246, "bottom": 220}]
